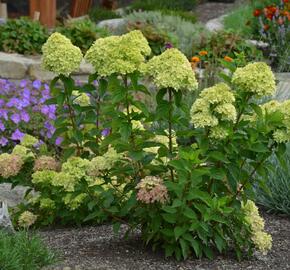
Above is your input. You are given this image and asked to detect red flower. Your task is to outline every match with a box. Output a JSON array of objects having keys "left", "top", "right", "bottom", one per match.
[
  {"left": 283, "top": 0, "right": 289, "bottom": 3},
  {"left": 253, "top": 9, "right": 262, "bottom": 17},
  {"left": 263, "top": 24, "right": 270, "bottom": 31}
]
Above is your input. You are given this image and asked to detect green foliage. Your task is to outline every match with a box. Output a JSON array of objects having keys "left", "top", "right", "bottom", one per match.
[
  {"left": 0, "top": 17, "right": 48, "bottom": 55},
  {"left": 125, "top": 11, "right": 208, "bottom": 57},
  {"left": 130, "top": 0, "right": 198, "bottom": 12},
  {"left": 0, "top": 230, "right": 57, "bottom": 270},
  {"left": 56, "top": 19, "right": 110, "bottom": 54},
  {"left": 256, "top": 144, "right": 290, "bottom": 215},
  {"left": 89, "top": 7, "right": 121, "bottom": 22},
  {"left": 223, "top": 5, "right": 254, "bottom": 38}
]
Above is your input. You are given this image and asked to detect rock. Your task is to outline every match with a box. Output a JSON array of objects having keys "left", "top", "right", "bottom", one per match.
[
  {"left": 0, "top": 52, "right": 34, "bottom": 79},
  {"left": 0, "top": 183, "right": 28, "bottom": 207},
  {"left": 29, "top": 62, "right": 55, "bottom": 81},
  {"left": 97, "top": 18, "right": 126, "bottom": 33},
  {"left": 205, "top": 15, "right": 226, "bottom": 32},
  {"left": 0, "top": 18, "right": 6, "bottom": 25},
  {"left": 0, "top": 201, "right": 15, "bottom": 233}
]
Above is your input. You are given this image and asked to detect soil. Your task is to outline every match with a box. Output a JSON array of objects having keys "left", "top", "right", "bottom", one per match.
[{"left": 41, "top": 212, "right": 290, "bottom": 270}]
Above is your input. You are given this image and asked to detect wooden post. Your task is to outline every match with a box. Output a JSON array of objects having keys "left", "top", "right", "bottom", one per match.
[
  {"left": 29, "top": 0, "right": 56, "bottom": 28},
  {"left": 71, "top": 0, "right": 93, "bottom": 18}
]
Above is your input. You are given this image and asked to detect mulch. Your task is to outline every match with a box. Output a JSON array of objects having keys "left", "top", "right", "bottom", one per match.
[{"left": 40, "top": 212, "right": 290, "bottom": 270}]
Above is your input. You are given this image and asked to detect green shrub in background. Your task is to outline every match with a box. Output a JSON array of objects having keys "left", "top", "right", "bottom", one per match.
[
  {"left": 0, "top": 230, "right": 57, "bottom": 270},
  {"left": 125, "top": 11, "right": 208, "bottom": 57},
  {"left": 0, "top": 17, "right": 48, "bottom": 55},
  {"left": 130, "top": 0, "right": 198, "bottom": 11},
  {"left": 57, "top": 19, "right": 110, "bottom": 54},
  {"left": 256, "top": 144, "right": 290, "bottom": 216},
  {"left": 89, "top": 7, "right": 121, "bottom": 22}
]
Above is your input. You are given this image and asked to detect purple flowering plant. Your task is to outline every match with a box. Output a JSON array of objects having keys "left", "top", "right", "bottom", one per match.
[{"left": 0, "top": 79, "right": 60, "bottom": 152}]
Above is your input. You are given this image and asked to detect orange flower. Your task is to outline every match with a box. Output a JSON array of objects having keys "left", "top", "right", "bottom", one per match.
[
  {"left": 191, "top": 56, "right": 200, "bottom": 63},
  {"left": 253, "top": 9, "right": 262, "bottom": 17},
  {"left": 199, "top": 50, "right": 208, "bottom": 56},
  {"left": 224, "top": 56, "right": 233, "bottom": 62}
]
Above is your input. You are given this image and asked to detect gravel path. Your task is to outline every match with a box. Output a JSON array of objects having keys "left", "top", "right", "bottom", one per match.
[
  {"left": 41, "top": 212, "right": 290, "bottom": 270},
  {"left": 195, "top": 1, "right": 244, "bottom": 23}
]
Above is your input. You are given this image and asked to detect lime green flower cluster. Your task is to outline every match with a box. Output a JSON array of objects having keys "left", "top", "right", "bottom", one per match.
[
  {"left": 191, "top": 83, "right": 236, "bottom": 139},
  {"left": 32, "top": 170, "right": 57, "bottom": 185},
  {"left": 0, "top": 153, "right": 24, "bottom": 178},
  {"left": 85, "top": 30, "right": 151, "bottom": 77},
  {"left": 21, "top": 134, "right": 39, "bottom": 148},
  {"left": 63, "top": 193, "right": 87, "bottom": 210},
  {"left": 18, "top": 211, "right": 37, "bottom": 228},
  {"left": 232, "top": 62, "right": 276, "bottom": 97},
  {"left": 260, "top": 100, "right": 290, "bottom": 143},
  {"left": 243, "top": 200, "right": 272, "bottom": 254},
  {"left": 12, "top": 145, "right": 35, "bottom": 161},
  {"left": 42, "top": 32, "right": 83, "bottom": 76},
  {"left": 39, "top": 198, "right": 56, "bottom": 210},
  {"left": 144, "top": 134, "right": 177, "bottom": 154},
  {"left": 72, "top": 90, "right": 90, "bottom": 106},
  {"left": 142, "top": 48, "right": 197, "bottom": 91},
  {"left": 88, "top": 147, "right": 122, "bottom": 177}
]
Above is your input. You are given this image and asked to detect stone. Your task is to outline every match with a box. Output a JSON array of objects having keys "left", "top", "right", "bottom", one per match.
[
  {"left": 0, "top": 183, "right": 28, "bottom": 207},
  {"left": 0, "top": 52, "right": 34, "bottom": 79},
  {"left": 97, "top": 18, "right": 126, "bottom": 33},
  {"left": 28, "top": 62, "right": 55, "bottom": 81},
  {"left": 0, "top": 201, "right": 15, "bottom": 233},
  {"left": 205, "top": 15, "right": 226, "bottom": 32},
  {"left": 74, "top": 60, "right": 94, "bottom": 75}
]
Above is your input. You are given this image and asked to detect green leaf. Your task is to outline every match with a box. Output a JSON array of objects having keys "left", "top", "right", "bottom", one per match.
[
  {"left": 174, "top": 226, "right": 187, "bottom": 240},
  {"left": 214, "top": 234, "right": 225, "bottom": 253},
  {"left": 162, "top": 206, "right": 177, "bottom": 214},
  {"left": 156, "top": 88, "right": 167, "bottom": 104},
  {"left": 63, "top": 147, "right": 76, "bottom": 159},
  {"left": 190, "top": 239, "right": 201, "bottom": 258},
  {"left": 203, "top": 246, "right": 214, "bottom": 259},
  {"left": 179, "top": 238, "right": 189, "bottom": 259},
  {"left": 113, "top": 222, "right": 121, "bottom": 234},
  {"left": 162, "top": 213, "right": 176, "bottom": 224},
  {"left": 183, "top": 207, "right": 197, "bottom": 220}
]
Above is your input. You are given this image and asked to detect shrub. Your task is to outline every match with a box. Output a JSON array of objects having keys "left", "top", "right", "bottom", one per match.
[
  {"left": 125, "top": 11, "right": 208, "bottom": 57},
  {"left": 56, "top": 19, "right": 110, "bottom": 54},
  {"left": 0, "top": 230, "right": 57, "bottom": 270},
  {"left": 0, "top": 17, "right": 48, "bottom": 55},
  {"left": 89, "top": 7, "right": 121, "bottom": 22},
  {"left": 255, "top": 144, "right": 290, "bottom": 215},
  {"left": 130, "top": 0, "right": 198, "bottom": 11},
  {"left": 5, "top": 31, "right": 289, "bottom": 260}
]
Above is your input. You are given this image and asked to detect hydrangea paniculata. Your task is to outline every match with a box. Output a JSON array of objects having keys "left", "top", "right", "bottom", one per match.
[
  {"left": 18, "top": 211, "right": 37, "bottom": 228},
  {"left": 85, "top": 30, "right": 151, "bottom": 77},
  {"left": 191, "top": 83, "right": 236, "bottom": 139},
  {"left": 142, "top": 48, "right": 198, "bottom": 91},
  {"left": 232, "top": 62, "right": 276, "bottom": 97},
  {"left": 0, "top": 153, "right": 24, "bottom": 178},
  {"left": 242, "top": 200, "right": 272, "bottom": 254},
  {"left": 136, "top": 176, "right": 168, "bottom": 204},
  {"left": 42, "top": 32, "right": 83, "bottom": 76}
]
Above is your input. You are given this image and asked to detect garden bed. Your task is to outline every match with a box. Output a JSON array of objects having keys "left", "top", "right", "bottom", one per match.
[{"left": 41, "top": 212, "right": 290, "bottom": 270}]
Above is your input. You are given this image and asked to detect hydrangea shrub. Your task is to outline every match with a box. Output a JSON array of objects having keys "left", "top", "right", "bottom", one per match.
[{"left": 3, "top": 31, "right": 290, "bottom": 260}]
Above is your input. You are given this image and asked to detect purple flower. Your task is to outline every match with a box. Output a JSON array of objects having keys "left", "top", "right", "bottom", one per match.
[
  {"left": 55, "top": 137, "right": 64, "bottom": 146},
  {"left": 0, "top": 120, "right": 5, "bottom": 131},
  {"left": 101, "top": 128, "right": 110, "bottom": 137},
  {"left": 32, "top": 80, "right": 42, "bottom": 90},
  {"left": 0, "top": 109, "right": 8, "bottom": 120},
  {"left": 10, "top": 113, "right": 21, "bottom": 124},
  {"left": 20, "top": 110, "right": 30, "bottom": 123},
  {"left": 0, "top": 137, "right": 8, "bottom": 146},
  {"left": 19, "top": 80, "right": 28, "bottom": 88},
  {"left": 34, "top": 139, "right": 44, "bottom": 149},
  {"left": 165, "top": 43, "right": 173, "bottom": 49},
  {"left": 11, "top": 129, "right": 25, "bottom": 141},
  {"left": 22, "top": 88, "right": 31, "bottom": 99}
]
